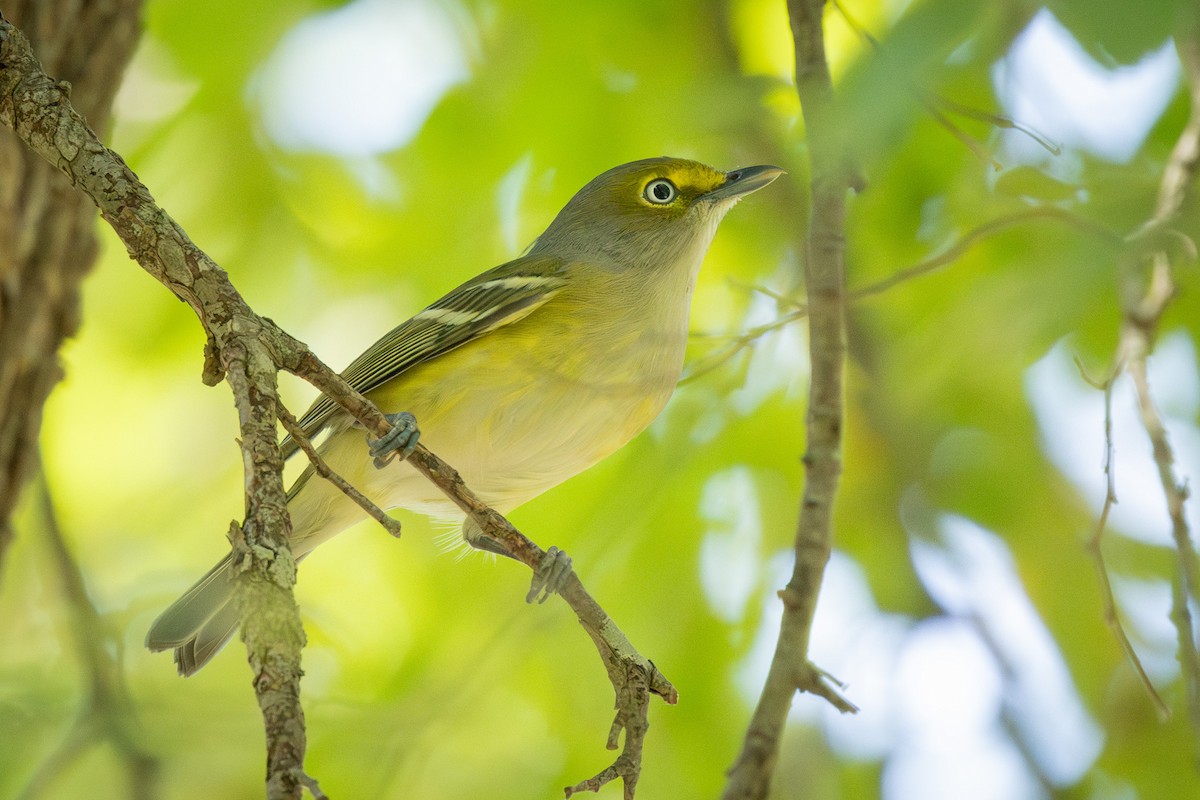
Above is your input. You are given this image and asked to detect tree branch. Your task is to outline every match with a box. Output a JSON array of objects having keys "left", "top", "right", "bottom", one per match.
[
  {"left": 1074, "top": 359, "right": 1170, "bottom": 719},
  {"left": 0, "top": 15, "right": 672, "bottom": 798},
  {"left": 16, "top": 464, "right": 160, "bottom": 800},
  {"left": 722, "top": 2, "right": 855, "bottom": 798},
  {"left": 1106, "top": 11, "right": 1200, "bottom": 752},
  {"left": 684, "top": 207, "right": 1118, "bottom": 385},
  {"left": 0, "top": 19, "right": 318, "bottom": 795},
  {"left": 277, "top": 406, "right": 403, "bottom": 538}
]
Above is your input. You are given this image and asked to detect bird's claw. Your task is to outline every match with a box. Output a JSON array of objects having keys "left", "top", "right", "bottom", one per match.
[
  {"left": 368, "top": 412, "right": 420, "bottom": 468},
  {"left": 462, "top": 520, "right": 573, "bottom": 604},
  {"left": 526, "top": 545, "right": 573, "bottom": 604}
]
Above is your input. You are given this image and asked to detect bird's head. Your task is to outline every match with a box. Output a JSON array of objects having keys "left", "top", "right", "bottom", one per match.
[{"left": 532, "top": 157, "right": 783, "bottom": 268}]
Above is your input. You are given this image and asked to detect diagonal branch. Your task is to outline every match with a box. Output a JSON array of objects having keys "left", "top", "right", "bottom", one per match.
[
  {"left": 284, "top": 361, "right": 679, "bottom": 796},
  {"left": 0, "top": 15, "right": 672, "bottom": 799},
  {"left": 0, "top": 19, "right": 317, "bottom": 796},
  {"left": 685, "top": 207, "right": 1119, "bottom": 385},
  {"left": 277, "top": 406, "right": 402, "bottom": 538}
]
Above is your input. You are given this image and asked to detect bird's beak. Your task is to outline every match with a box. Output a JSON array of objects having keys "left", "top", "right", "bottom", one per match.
[{"left": 703, "top": 165, "right": 785, "bottom": 203}]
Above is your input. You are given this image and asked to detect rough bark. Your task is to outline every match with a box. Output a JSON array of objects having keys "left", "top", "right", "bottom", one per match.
[{"left": 0, "top": 0, "right": 143, "bottom": 570}]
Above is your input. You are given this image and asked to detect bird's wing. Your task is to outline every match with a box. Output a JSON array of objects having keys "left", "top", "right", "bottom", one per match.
[{"left": 281, "top": 255, "right": 569, "bottom": 459}]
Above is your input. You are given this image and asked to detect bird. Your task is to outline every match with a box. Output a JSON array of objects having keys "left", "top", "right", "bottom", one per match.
[{"left": 145, "top": 156, "right": 783, "bottom": 675}]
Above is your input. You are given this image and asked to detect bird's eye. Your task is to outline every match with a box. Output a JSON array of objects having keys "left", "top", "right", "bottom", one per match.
[{"left": 643, "top": 178, "right": 678, "bottom": 205}]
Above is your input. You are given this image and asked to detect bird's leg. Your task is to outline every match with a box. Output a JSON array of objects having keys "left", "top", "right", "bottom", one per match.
[
  {"left": 367, "top": 412, "right": 421, "bottom": 468},
  {"left": 462, "top": 518, "right": 574, "bottom": 604},
  {"left": 367, "top": 415, "right": 573, "bottom": 602}
]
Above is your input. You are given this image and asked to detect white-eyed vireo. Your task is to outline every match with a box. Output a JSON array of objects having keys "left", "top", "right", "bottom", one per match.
[{"left": 146, "top": 157, "right": 782, "bottom": 674}]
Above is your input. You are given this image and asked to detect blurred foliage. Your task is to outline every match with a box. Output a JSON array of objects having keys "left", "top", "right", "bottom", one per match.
[{"left": 2, "top": 0, "right": 1199, "bottom": 798}]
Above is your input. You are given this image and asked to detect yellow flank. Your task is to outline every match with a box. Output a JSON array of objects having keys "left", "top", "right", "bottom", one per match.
[{"left": 354, "top": 264, "right": 688, "bottom": 515}]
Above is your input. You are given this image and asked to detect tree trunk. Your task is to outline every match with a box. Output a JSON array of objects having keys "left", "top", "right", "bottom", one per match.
[{"left": 0, "top": 0, "right": 142, "bottom": 568}]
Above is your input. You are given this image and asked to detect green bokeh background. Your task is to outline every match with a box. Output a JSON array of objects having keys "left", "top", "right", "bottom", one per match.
[{"left": 3, "top": 0, "right": 1199, "bottom": 798}]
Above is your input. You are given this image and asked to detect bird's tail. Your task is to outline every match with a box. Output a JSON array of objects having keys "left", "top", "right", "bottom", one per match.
[{"left": 145, "top": 554, "right": 240, "bottom": 676}]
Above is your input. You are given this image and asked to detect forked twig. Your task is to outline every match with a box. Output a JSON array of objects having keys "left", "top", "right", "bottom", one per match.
[
  {"left": 276, "top": 406, "right": 402, "bottom": 538},
  {"left": 0, "top": 17, "right": 673, "bottom": 798},
  {"left": 687, "top": 207, "right": 1117, "bottom": 383},
  {"left": 1097, "top": 14, "right": 1200, "bottom": 747}
]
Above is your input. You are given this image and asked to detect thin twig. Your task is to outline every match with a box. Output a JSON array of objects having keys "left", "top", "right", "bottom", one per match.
[
  {"left": 923, "top": 99, "right": 1002, "bottom": 171},
  {"left": 1074, "top": 358, "right": 1170, "bottom": 719},
  {"left": 15, "top": 719, "right": 97, "bottom": 800},
  {"left": 683, "top": 307, "right": 807, "bottom": 384},
  {"left": 276, "top": 406, "right": 402, "bottom": 538},
  {"left": 686, "top": 207, "right": 1117, "bottom": 384},
  {"left": 828, "top": 0, "right": 878, "bottom": 46},
  {"left": 926, "top": 91, "right": 1062, "bottom": 156},
  {"left": 851, "top": 207, "right": 1117, "bottom": 301},
  {"left": 1126, "top": 353, "right": 1200, "bottom": 733},
  {"left": 830, "top": 0, "right": 1061, "bottom": 163},
  {"left": 370, "top": 430, "right": 676, "bottom": 798}
]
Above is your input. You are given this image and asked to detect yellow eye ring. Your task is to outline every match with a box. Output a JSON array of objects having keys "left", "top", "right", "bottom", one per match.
[{"left": 643, "top": 178, "right": 678, "bottom": 204}]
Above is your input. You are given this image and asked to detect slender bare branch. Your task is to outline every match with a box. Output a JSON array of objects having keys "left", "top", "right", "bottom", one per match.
[
  {"left": 922, "top": 90, "right": 1062, "bottom": 157},
  {"left": 683, "top": 307, "right": 807, "bottom": 384},
  {"left": 1074, "top": 358, "right": 1170, "bottom": 719},
  {"left": 1106, "top": 12, "right": 1200, "bottom": 748},
  {"left": 15, "top": 719, "right": 96, "bottom": 800},
  {"left": 852, "top": 207, "right": 1118, "bottom": 301},
  {"left": 277, "top": 406, "right": 402, "bottom": 538},
  {"left": 830, "top": 0, "right": 1060, "bottom": 164},
  {"left": 687, "top": 206, "right": 1117, "bottom": 386},
  {"left": 721, "top": 1, "right": 854, "bottom": 797}
]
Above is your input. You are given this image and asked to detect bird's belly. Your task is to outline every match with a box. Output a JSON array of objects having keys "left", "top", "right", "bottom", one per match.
[
  {"left": 362, "top": 329, "right": 682, "bottom": 514},
  {"left": 460, "top": 375, "right": 669, "bottom": 505}
]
